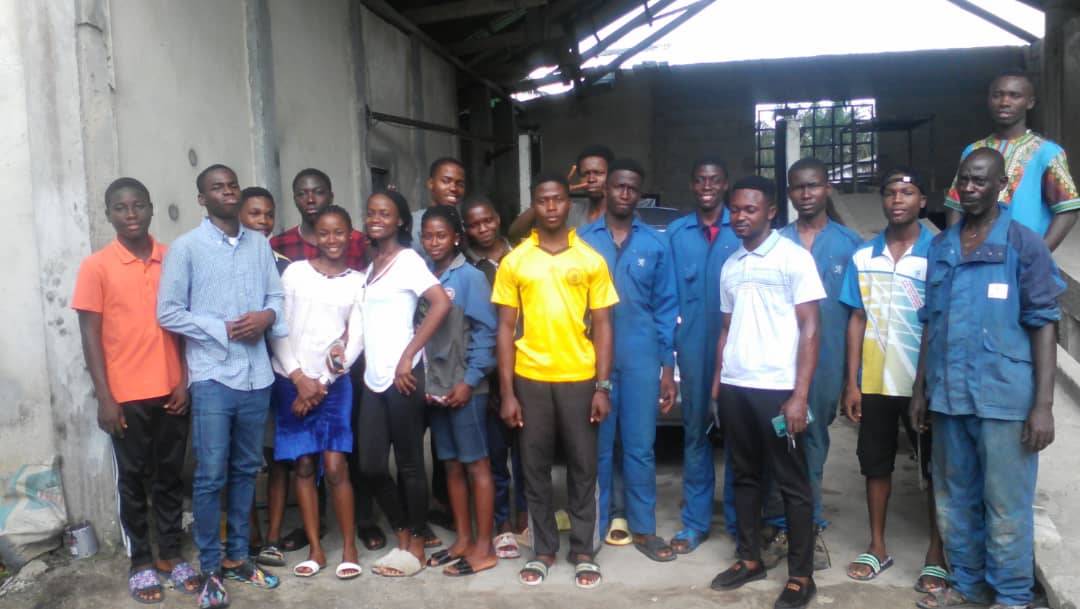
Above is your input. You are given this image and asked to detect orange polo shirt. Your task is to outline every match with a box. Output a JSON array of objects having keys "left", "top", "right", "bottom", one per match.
[{"left": 72, "top": 238, "right": 182, "bottom": 403}]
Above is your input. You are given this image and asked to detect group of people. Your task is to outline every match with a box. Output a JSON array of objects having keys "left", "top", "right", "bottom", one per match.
[{"left": 72, "top": 69, "right": 1076, "bottom": 609}]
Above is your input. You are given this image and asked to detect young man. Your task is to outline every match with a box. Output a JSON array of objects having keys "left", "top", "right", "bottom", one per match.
[
  {"left": 839, "top": 168, "right": 946, "bottom": 592},
  {"left": 912, "top": 149, "right": 1063, "bottom": 609},
  {"left": 709, "top": 176, "right": 823, "bottom": 609},
  {"left": 270, "top": 168, "right": 367, "bottom": 270},
  {"left": 945, "top": 70, "right": 1079, "bottom": 250},
  {"left": 411, "top": 157, "right": 467, "bottom": 254},
  {"left": 158, "top": 164, "right": 286, "bottom": 608},
  {"left": 73, "top": 178, "right": 199, "bottom": 604},
  {"left": 769, "top": 158, "right": 862, "bottom": 569},
  {"left": 238, "top": 187, "right": 291, "bottom": 568},
  {"left": 508, "top": 145, "right": 614, "bottom": 240},
  {"left": 666, "top": 157, "right": 741, "bottom": 554},
  {"left": 492, "top": 173, "right": 619, "bottom": 589},
  {"left": 579, "top": 159, "right": 679, "bottom": 562}
]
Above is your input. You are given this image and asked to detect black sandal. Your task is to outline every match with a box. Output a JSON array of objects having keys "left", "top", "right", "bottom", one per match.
[
  {"left": 426, "top": 549, "right": 462, "bottom": 567},
  {"left": 634, "top": 535, "right": 677, "bottom": 562},
  {"left": 358, "top": 525, "right": 387, "bottom": 551},
  {"left": 281, "top": 526, "right": 325, "bottom": 552}
]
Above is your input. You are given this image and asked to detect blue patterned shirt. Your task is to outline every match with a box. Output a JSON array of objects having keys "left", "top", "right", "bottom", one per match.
[{"left": 157, "top": 217, "right": 287, "bottom": 391}]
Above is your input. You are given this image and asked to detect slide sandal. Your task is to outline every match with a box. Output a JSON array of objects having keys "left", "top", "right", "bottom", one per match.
[
  {"left": 846, "top": 553, "right": 893, "bottom": 581},
  {"left": 604, "top": 518, "right": 632, "bottom": 546},
  {"left": 292, "top": 560, "right": 323, "bottom": 578},
  {"left": 335, "top": 562, "right": 362, "bottom": 580}
]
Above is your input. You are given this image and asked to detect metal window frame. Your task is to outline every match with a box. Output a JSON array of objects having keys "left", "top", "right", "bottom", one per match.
[{"left": 754, "top": 100, "right": 877, "bottom": 187}]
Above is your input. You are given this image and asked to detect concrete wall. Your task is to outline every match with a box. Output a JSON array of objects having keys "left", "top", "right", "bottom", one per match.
[
  {"left": 1, "top": 0, "right": 459, "bottom": 545},
  {"left": 523, "top": 47, "right": 1026, "bottom": 212}
]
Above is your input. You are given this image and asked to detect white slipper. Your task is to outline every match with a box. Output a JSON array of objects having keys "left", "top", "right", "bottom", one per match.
[
  {"left": 293, "top": 559, "right": 323, "bottom": 578},
  {"left": 377, "top": 548, "right": 424, "bottom": 577},
  {"left": 335, "top": 561, "right": 362, "bottom": 580},
  {"left": 371, "top": 548, "right": 401, "bottom": 574}
]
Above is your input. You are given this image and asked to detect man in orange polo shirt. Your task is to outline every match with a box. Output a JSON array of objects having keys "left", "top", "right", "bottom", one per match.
[{"left": 73, "top": 178, "right": 199, "bottom": 604}]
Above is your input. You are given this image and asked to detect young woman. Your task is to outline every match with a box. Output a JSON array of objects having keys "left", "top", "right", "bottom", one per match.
[
  {"left": 270, "top": 205, "right": 364, "bottom": 580},
  {"left": 461, "top": 195, "right": 527, "bottom": 559},
  {"left": 420, "top": 205, "right": 499, "bottom": 576},
  {"left": 358, "top": 190, "right": 452, "bottom": 577}
]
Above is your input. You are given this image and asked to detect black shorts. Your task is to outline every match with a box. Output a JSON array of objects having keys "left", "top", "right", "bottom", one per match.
[{"left": 856, "top": 394, "right": 931, "bottom": 480}]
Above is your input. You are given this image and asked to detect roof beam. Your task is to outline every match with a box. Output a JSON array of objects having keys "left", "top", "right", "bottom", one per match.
[
  {"left": 942, "top": 0, "right": 1039, "bottom": 43},
  {"left": 402, "top": 0, "right": 548, "bottom": 25},
  {"left": 450, "top": 23, "right": 565, "bottom": 55}
]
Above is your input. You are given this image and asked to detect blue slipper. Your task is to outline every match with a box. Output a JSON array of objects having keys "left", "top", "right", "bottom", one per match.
[{"left": 670, "top": 528, "right": 708, "bottom": 554}]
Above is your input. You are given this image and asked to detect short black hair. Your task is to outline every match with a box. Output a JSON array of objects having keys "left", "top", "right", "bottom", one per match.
[
  {"left": 608, "top": 158, "right": 646, "bottom": 182},
  {"left": 292, "top": 168, "right": 332, "bottom": 193},
  {"left": 429, "top": 157, "right": 466, "bottom": 178},
  {"left": 531, "top": 171, "right": 570, "bottom": 197},
  {"left": 690, "top": 156, "right": 729, "bottom": 179},
  {"left": 879, "top": 165, "right": 927, "bottom": 196},
  {"left": 313, "top": 204, "right": 353, "bottom": 232},
  {"left": 730, "top": 175, "right": 776, "bottom": 205},
  {"left": 460, "top": 193, "right": 497, "bottom": 218},
  {"left": 105, "top": 177, "right": 151, "bottom": 207},
  {"left": 788, "top": 157, "right": 829, "bottom": 181},
  {"left": 196, "top": 164, "right": 235, "bottom": 193},
  {"left": 241, "top": 186, "right": 275, "bottom": 205},
  {"left": 368, "top": 189, "right": 413, "bottom": 246},
  {"left": 991, "top": 68, "right": 1035, "bottom": 93},
  {"left": 576, "top": 144, "right": 615, "bottom": 167},
  {"left": 422, "top": 203, "right": 465, "bottom": 237}
]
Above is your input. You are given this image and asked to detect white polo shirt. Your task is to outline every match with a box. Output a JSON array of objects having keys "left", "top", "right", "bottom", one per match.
[{"left": 719, "top": 230, "right": 826, "bottom": 390}]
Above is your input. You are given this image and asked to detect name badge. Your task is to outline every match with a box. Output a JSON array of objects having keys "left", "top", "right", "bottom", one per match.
[{"left": 987, "top": 283, "right": 1009, "bottom": 300}]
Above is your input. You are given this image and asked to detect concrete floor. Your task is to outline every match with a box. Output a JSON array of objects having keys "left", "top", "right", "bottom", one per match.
[{"left": 0, "top": 418, "right": 947, "bottom": 609}]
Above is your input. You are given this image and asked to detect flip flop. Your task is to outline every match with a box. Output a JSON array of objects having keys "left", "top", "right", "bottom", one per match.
[
  {"left": 158, "top": 561, "right": 201, "bottom": 595},
  {"left": 846, "top": 553, "right": 894, "bottom": 581},
  {"left": 255, "top": 544, "right": 286, "bottom": 568},
  {"left": 634, "top": 534, "right": 677, "bottom": 562},
  {"left": 518, "top": 560, "right": 549, "bottom": 586},
  {"left": 574, "top": 561, "right": 603, "bottom": 590},
  {"left": 335, "top": 562, "right": 362, "bottom": 580},
  {"left": 426, "top": 549, "right": 462, "bottom": 567},
  {"left": 128, "top": 568, "right": 164, "bottom": 605},
  {"left": 443, "top": 557, "right": 496, "bottom": 577},
  {"left": 915, "top": 565, "right": 950, "bottom": 593},
  {"left": 494, "top": 532, "right": 521, "bottom": 559},
  {"left": 670, "top": 528, "right": 708, "bottom": 554},
  {"left": 604, "top": 517, "right": 632, "bottom": 546},
  {"left": 292, "top": 560, "right": 323, "bottom": 578}
]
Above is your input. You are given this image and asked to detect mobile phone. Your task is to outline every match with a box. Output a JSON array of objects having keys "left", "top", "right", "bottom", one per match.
[{"left": 771, "top": 409, "right": 815, "bottom": 437}]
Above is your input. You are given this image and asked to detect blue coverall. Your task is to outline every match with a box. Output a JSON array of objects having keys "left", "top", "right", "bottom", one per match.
[
  {"left": 778, "top": 220, "right": 861, "bottom": 529},
  {"left": 921, "top": 208, "right": 1063, "bottom": 606},
  {"left": 579, "top": 216, "right": 678, "bottom": 537},
  {"left": 666, "top": 210, "right": 740, "bottom": 537}
]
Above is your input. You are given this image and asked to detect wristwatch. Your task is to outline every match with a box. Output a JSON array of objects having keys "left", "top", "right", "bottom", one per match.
[{"left": 595, "top": 379, "right": 613, "bottom": 393}]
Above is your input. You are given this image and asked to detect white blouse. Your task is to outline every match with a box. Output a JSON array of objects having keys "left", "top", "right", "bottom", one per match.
[{"left": 271, "top": 260, "right": 364, "bottom": 383}]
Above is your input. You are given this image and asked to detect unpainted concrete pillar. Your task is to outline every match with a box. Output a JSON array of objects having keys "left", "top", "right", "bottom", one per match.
[{"left": 245, "top": 0, "right": 281, "bottom": 202}]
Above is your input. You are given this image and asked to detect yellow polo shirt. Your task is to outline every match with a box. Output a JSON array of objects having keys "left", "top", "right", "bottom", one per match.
[{"left": 491, "top": 229, "right": 619, "bottom": 382}]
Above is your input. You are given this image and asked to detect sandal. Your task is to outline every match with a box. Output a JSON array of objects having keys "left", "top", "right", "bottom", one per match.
[
  {"left": 222, "top": 560, "right": 280, "bottom": 589},
  {"left": 419, "top": 524, "right": 443, "bottom": 548},
  {"left": 574, "top": 561, "right": 603, "bottom": 590},
  {"left": 281, "top": 526, "right": 324, "bottom": 552},
  {"left": 494, "top": 532, "right": 521, "bottom": 559},
  {"left": 358, "top": 525, "right": 387, "bottom": 551},
  {"left": 846, "top": 553, "right": 893, "bottom": 581},
  {"left": 335, "top": 562, "right": 362, "bottom": 580},
  {"left": 292, "top": 560, "right": 323, "bottom": 578},
  {"left": 915, "top": 565, "right": 950, "bottom": 593},
  {"left": 518, "top": 560, "right": 549, "bottom": 586},
  {"left": 158, "top": 561, "right": 201, "bottom": 595},
  {"left": 426, "top": 549, "right": 462, "bottom": 567},
  {"left": 670, "top": 528, "right": 708, "bottom": 554},
  {"left": 375, "top": 548, "right": 424, "bottom": 577},
  {"left": 916, "top": 587, "right": 987, "bottom": 609},
  {"left": 634, "top": 534, "right": 677, "bottom": 562},
  {"left": 128, "top": 568, "right": 164, "bottom": 605},
  {"left": 197, "top": 572, "right": 229, "bottom": 609},
  {"left": 255, "top": 544, "right": 285, "bottom": 568},
  {"left": 604, "top": 517, "right": 632, "bottom": 546},
  {"left": 444, "top": 557, "right": 497, "bottom": 577}
]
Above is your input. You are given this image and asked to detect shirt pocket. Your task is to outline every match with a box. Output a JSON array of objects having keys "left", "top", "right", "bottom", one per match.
[
  {"left": 625, "top": 251, "right": 657, "bottom": 295},
  {"left": 680, "top": 263, "right": 700, "bottom": 302},
  {"left": 979, "top": 330, "right": 1034, "bottom": 409}
]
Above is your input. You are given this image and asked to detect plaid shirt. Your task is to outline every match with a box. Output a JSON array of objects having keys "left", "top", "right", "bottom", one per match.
[{"left": 270, "top": 225, "right": 368, "bottom": 271}]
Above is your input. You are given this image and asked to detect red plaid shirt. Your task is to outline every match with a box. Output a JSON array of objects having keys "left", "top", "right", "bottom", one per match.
[{"left": 270, "top": 225, "right": 368, "bottom": 271}]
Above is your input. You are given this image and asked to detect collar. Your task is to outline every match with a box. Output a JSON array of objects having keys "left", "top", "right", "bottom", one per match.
[
  {"left": 527, "top": 227, "right": 581, "bottom": 248},
  {"left": 870, "top": 223, "right": 934, "bottom": 259},
  {"left": 580, "top": 213, "right": 643, "bottom": 236},
  {"left": 945, "top": 204, "right": 1012, "bottom": 265},
  {"left": 433, "top": 252, "right": 468, "bottom": 278},
  {"left": 464, "top": 237, "right": 511, "bottom": 263},
  {"left": 111, "top": 237, "right": 163, "bottom": 264},
  {"left": 201, "top": 216, "right": 247, "bottom": 243},
  {"left": 682, "top": 206, "right": 730, "bottom": 230},
  {"left": 736, "top": 229, "right": 781, "bottom": 259}
]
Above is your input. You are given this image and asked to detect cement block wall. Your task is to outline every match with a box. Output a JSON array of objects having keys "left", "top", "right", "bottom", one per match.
[
  {"left": 524, "top": 47, "right": 1026, "bottom": 212},
  {"left": 1, "top": 0, "right": 459, "bottom": 545}
]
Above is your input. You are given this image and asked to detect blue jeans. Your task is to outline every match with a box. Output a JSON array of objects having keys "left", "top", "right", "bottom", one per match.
[
  {"left": 190, "top": 380, "right": 270, "bottom": 574},
  {"left": 933, "top": 413, "right": 1037, "bottom": 606},
  {"left": 598, "top": 370, "right": 658, "bottom": 536},
  {"left": 486, "top": 409, "right": 526, "bottom": 528}
]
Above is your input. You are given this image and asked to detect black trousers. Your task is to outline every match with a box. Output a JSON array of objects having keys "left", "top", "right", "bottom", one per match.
[
  {"left": 720, "top": 384, "right": 814, "bottom": 577},
  {"left": 347, "top": 362, "right": 375, "bottom": 526},
  {"left": 515, "top": 376, "right": 598, "bottom": 558},
  {"left": 356, "top": 365, "right": 428, "bottom": 533},
  {"left": 111, "top": 396, "right": 189, "bottom": 568}
]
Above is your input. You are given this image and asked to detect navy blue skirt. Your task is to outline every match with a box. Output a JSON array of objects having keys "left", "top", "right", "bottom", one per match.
[{"left": 273, "top": 374, "right": 353, "bottom": 461}]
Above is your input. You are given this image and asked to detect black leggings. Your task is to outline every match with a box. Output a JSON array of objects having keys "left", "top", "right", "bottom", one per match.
[{"left": 357, "top": 365, "right": 428, "bottom": 534}]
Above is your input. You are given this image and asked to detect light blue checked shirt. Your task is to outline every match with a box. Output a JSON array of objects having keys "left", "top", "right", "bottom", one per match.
[{"left": 158, "top": 217, "right": 287, "bottom": 391}]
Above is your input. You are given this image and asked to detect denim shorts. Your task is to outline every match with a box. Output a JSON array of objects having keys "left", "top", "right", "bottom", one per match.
[{"left": 430, "top": 393, "right": 489, "bottom": 463}]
